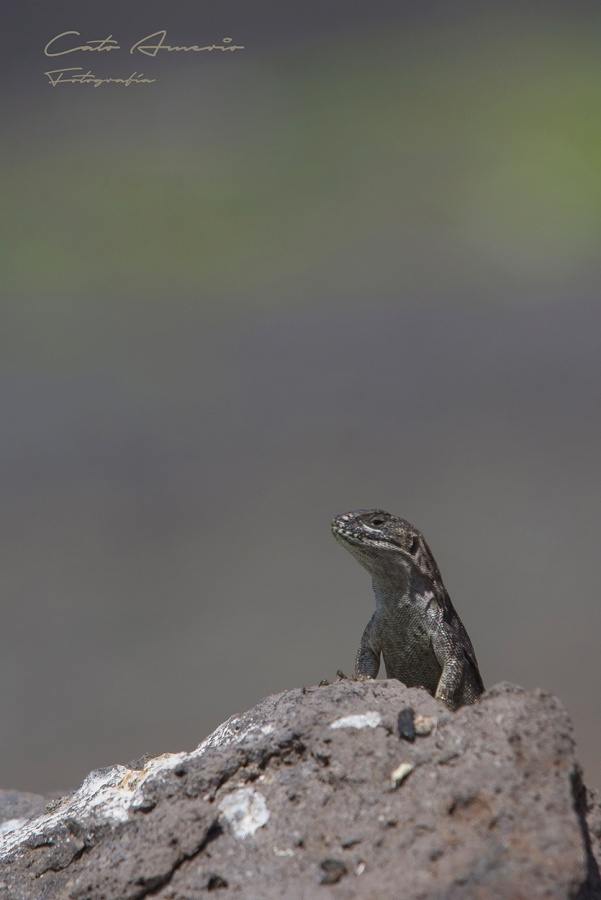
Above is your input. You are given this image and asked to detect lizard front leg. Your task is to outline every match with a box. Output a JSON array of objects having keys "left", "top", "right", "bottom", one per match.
[
  {"left": 432, "top": 637, "right": 466, "bottom": 709},
  {"left": 354, "top": 613, "right": 381, "bottom": 678}
]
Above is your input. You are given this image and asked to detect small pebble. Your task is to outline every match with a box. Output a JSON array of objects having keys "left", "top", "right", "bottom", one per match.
[
  {"left": 398, "top": 707, "right": 415, "bottom": 742},
  {"left": 390, "top": 761, "right": 414, "bottom": 788},
  {"left": 320, "top": 858, "right": 348, "bottom": 884},
  {"left": 414, "top": 714, "right": 436, "bottom": 736}
]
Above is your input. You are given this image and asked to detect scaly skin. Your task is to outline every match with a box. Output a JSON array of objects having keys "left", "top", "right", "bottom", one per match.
[{"left": 331, "top": 509, "right": 484, "bottom": 710}]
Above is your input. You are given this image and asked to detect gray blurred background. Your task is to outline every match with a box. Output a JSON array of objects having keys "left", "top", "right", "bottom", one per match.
[{"left": 2, "top": 0, "right": 601, "bottom": 793}]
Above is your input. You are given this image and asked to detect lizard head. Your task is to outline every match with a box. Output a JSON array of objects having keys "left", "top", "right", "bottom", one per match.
[{"left": 331, "top": 509, "right": 442, "bottom": 586}]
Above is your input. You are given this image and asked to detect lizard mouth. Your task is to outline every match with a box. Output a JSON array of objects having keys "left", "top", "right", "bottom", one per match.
[{"left": 331, "top": 521, "right": 403, "bottom": 552}]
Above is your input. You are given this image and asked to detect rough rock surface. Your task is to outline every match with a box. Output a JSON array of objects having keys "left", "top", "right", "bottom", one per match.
[{"left": 0, "top": 680, "right": 600, "bottom": 899}]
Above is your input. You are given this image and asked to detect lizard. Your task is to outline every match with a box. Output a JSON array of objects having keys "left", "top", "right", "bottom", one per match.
[{"left": 331, "top": 509, "right": 484, "bottom": 710}]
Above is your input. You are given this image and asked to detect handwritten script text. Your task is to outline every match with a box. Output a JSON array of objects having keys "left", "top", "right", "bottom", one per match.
[{"left": 44, "top": 31, "right": 244, "bottom": 57}]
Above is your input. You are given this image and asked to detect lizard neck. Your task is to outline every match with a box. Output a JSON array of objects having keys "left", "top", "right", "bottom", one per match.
[
  {"left": 372, "top": 571, "right": 411, "bottom": 610},
  {"left": 371, "top": 562, "right": 438, "bottom": 613}
]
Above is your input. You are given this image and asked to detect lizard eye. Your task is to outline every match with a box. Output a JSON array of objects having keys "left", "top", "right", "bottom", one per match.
[{"left": 369, "top": 516, "right": 385, "bottom": 527}]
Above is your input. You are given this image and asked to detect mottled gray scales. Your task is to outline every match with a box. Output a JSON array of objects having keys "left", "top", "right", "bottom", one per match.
[{"left": 331, "top": 509, "right": 484, "bottom": 710}]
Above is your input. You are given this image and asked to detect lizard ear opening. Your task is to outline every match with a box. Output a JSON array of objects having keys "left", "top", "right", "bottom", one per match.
[{"left": 409, "top": 536, "right": 419, "bottom": 555}]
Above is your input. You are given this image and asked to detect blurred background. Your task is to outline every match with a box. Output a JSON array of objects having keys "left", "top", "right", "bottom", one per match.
[{"left": 2, "top": 0, "right": 601, "bottom": 793}]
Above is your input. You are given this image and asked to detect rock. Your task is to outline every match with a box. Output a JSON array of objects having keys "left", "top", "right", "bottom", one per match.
[
  {"left": 0, "top": 679, "right": 599, "bottom": 898},
  {"left": 0, "top": 790, "right": 53, "bottom": 834}
]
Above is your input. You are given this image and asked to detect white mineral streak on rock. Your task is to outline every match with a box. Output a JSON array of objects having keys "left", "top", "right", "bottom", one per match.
[
  {"left": 0, "top": 818, "right": 28, "bottom": 837},
  {"left": 194, "top": 711, "right": 270, "bottom": 755},
  {"left": 218, "top": 787, "right": 270, "bottom": 839},
  {"left": 330, "top": 711, "right": 382, "bottom": 730},
  {"left": 0, "top": 765, "right": 132, "bottom": 857},
  {"left": 0, "top": 710, "right": 274, "bottom": 859}
]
